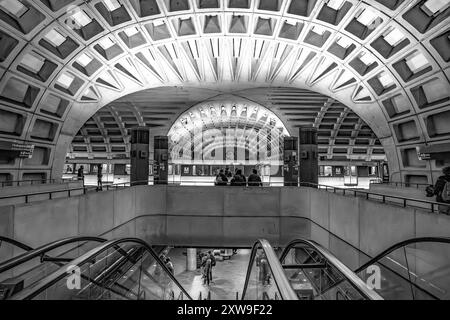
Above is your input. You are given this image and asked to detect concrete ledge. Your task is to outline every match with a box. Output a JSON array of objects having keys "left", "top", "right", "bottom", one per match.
[{"left": 0, "top": 181, "right": 84, "bottom": 207}]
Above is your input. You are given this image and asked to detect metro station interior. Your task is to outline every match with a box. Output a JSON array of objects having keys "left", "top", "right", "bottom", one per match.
[{"left": 0, "top": 0, "right": 449, "bottom": 301}]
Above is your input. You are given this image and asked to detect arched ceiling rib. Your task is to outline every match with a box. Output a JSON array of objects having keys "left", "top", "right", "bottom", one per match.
[
  {"left": 0, "top": 0, "right": 448, "bottom": 183},
  {"left": 68, "top": 87, "right": 386, "bottom": 163}
]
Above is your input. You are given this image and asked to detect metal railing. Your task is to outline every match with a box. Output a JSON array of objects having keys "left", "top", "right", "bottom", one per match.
[
  {"left": 299, "top": 182, "right": 449, "bottom": 214},
  {"left": 0, "top": 236, "right": 33, "bottom": 253},
  {"left": 2, "top": 178, "right": 448, "bottom": 215},
  {"left": 0, "top": 177, "right": 78, "bottom": 188},
  {"left": 369, "top": 180, "right": 431, "bottom": 189},
  {"left": 0, "top": 237, "right": 107, "bottom": 275},
  {"left": 0, "top": 180, "right": 150, "bottom": 204}
]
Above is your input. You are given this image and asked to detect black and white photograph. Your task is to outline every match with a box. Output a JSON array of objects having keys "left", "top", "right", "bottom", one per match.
[{"left": 0, "top": 0, "right": 449, "bottom": 315}]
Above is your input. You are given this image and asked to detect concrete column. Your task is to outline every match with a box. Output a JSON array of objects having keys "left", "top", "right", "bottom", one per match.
[{"left": 186, "top": 248, "right": 197, "bottom": 271}]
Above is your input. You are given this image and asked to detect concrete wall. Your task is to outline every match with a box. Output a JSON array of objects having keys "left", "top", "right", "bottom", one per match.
[{"left": 1, "top": 185, "right": 449, "bottom": 271}]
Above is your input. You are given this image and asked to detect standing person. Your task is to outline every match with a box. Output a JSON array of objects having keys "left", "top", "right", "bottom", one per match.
[
  {"left": 427, "top": 167, "right": 450, "bottom": 214},
  {"left": 207, "top": 251, "right": 216, "bottom": 283},
  {"left": 165, "top": 257, "right": 174, "bottom": 275},
  {"left": 200, "top": 252, "right": 207, "bottom": 282},
  {"left": 77, "top": 165, "right": 85, "bottom": 184},
  {"left": 97, "top": 164, "right": 103, "bottom": 191},
  {"left": 259, "top": 255, "right": 270, "bottom": 286},
  {"left": 248, "top": 169, "right": 263, "bottom": 187},
  {"left": 203, "top": 256, "right": 212, "bottom": 286}
]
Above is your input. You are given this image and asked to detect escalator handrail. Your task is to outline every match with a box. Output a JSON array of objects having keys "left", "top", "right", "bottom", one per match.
[
  {"left": 0, "top": 237, "right": 107, "bottom": 274},
  {"left": 242, "top": 239, "right": 298, "bottom": 300},
  {"left": 280, "top": 239, "right": 383, "bottom": 300},
  {"left": 0, "top": 236, "right": 33, "bottom": 252},
  {"left": 354, "top": 237, "right": 450, "bottom": 274},
  {"left": 10, "top": 238, "right": 193, "bottom": 300}
]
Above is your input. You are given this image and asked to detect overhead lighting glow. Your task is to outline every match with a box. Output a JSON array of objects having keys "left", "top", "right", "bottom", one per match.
[
  {"left": 421, "top": 0, "right": 450, "bottom": 16},
  {"left": 359, "top": 52, "right": 374, "bottom": 65},
  {"left": 0, "top": 0, "right": 28, "bottom": 17},
  {"left": 384, "top": 28, "right": 405, "bottom": 47},
  {"left": 406, "top": 53, "right": 429, "bottom": 73},
  {"left": 357, "top": 8, "right": 378, "bottom": 26},
  {"left": 44, "top": 29, "right": 66, "bottom": 47},
  {"left": 57, "top": 73, "right": 75, "bottom": 88},
  {"left": 70, "top": 10, "right": 92, "bottom": 28},
  {"left": 77, "top": 53, "right": 93, "bottom": 67},
  {"left": 103, "top": 0, "right": 121, "bottom": 11},
  {"left": 336, "top": 37, "right": 352, "bottom": 48},
  {"left": 327, "top": 0, "right": 345, "bottom": 11},
  {"left": 99, "top": 37, "right": 116, "bottom": 49},
  {"left": 153, "top": 20, "right": 165, "bottom": 27},
  {"left": 378, "top": 73, "right": 394, "bottom": 88},
  {"left": 312, "top": 25, "right": 326, "bottom": 35},
  {"left": 20, "top": 53, "right": 45, "bottom": 73},
  {"left": 124, "top": 26, "right": 139, "bottom": 37}
]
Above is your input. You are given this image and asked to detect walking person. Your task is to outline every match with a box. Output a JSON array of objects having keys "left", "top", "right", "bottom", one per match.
[
  {"left": 247, "top": 169, "right": 263, "bottom": 187},
  {"left": 426, "top": 166, "right": 450, "bottom": 214}
]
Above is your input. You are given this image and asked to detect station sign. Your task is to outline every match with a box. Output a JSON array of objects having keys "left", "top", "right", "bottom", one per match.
[{"left": 0, "top": 141, "right": 34, "bottom": 159}]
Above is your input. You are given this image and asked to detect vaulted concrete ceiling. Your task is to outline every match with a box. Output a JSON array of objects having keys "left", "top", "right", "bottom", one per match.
[
  {"left": 69, "top": 87, "right": 386, "bottom": 163},
  {"left": 0, "top": 0, "right": 448, "bottom": 183}
]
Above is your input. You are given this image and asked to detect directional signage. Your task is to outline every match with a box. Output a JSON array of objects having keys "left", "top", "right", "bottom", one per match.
[{"left": 0, "top": 141, "right": 34, "bottom": 159}]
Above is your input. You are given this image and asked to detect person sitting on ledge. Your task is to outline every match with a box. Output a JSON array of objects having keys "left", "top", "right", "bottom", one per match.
[
  {"left": 247, "top": 169, "right": 263, "bottom": 187},
  {"left": 230, "top": 169, "right": 246, "bottom": 187}
]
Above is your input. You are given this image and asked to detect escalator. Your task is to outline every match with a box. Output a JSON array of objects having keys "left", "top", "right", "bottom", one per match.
[
  {"left": 7, "top": 238, "right": 191, "bottom": 300},
  {"left": 279, "top": 236, "right": 450, "bottom": 300},
  {"left": 3, "top": 236, "right": 447, "bottom": 300},
  {"left": 354, "top": 237, "right": 450, "bottom": 300},
  {"left": 279, "top": 239, "right": 382, "bottom": 300},
  {"left": 4, "top": 238, "right": 297, "bottom": 300},
  {"left": 0, "top": 237, "right": 108, "bottom": 299}
]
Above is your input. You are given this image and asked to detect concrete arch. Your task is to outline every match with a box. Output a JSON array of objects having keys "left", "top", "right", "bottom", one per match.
[{"left": 0, "top": 0, "right": 448, "bottom": 184}]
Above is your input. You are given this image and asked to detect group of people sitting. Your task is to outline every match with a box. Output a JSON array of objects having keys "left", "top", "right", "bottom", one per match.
[{"left": 214, "top": 168, "right": 263, "bottom": 187}]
